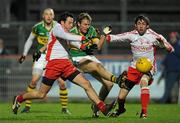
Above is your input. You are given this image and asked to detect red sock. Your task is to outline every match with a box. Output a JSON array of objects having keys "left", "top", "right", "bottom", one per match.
[
  {"left": 97, "top": 101, "right": 106, "bottom": 113},
  {"left": 17, "top": 95, "right": 25, "bottom": 103},
  {"left": 141, "top": 88, "right": 150, "bottom": 114}
]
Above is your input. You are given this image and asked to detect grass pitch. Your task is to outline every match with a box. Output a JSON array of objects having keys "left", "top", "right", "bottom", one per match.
[{"left": 0, "top": 102, "right": 180, "bottom": 123}]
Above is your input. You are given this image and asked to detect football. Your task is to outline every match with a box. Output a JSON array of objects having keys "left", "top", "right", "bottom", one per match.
[
  {"left": 91, "top": 37, "right": 99, "bottom": 44},
  {"left": 136, "top": 57, "right": 152, "bottom": 73}
]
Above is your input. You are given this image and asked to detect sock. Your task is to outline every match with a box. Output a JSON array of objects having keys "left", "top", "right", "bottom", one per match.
[
  {"left": 97, "top": 101, "right": 106, "bottom": 113},
  {"left": 60, "top": 88, "right": 68, "bottom": 109},
  {"left": 118, "top": 99, "right": 125, "bottom": 110},
  {"left": 99, "top": 86, "right": 110, "bottom": 101},
  {"left": 110, "top": 75, "right": 116, "bottom": 83},
  {"left": 17, "top": 95, "right": 25, "bottom": 103},
  {"left": 25, "top": 85, "right": 36, "bottom": 107},
  {"left": 141, "top": 87, "right": 150, "bottom": 114}
]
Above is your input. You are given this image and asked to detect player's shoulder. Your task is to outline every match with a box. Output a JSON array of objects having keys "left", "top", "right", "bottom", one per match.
[
  {"left": 89, "top": 25, "right": 96, "bottom": 30},
  {"left": 31, "top": 21, "right": 43, "bottom": 34},
  {"left": 53, "top": 22, "right": 60, "bottom": 27},
  {"left": 129, "top": 30, "right": 138, "bottom": 34},
  {"left": 88, "top": 26, "right": 96, "bottom": 33},
  {"left": 147, "top": 28, "right": 160, "bottom": 36},
  {"left": 33, "top": 21, "right": 43, "bottom": 29},
  {"left": 52, "top": 22, "right": 63, "bottom": 33},
  {"left": 52, "top": 20, "right": 58, "bottom": 27},
  {"left": 87, "top": 26, "right": 96, "bottom": 35}
]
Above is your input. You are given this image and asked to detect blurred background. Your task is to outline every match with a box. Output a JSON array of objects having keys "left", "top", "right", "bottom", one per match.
[{"left": 0, "top": 0, "right": 180, "bottom": 103}]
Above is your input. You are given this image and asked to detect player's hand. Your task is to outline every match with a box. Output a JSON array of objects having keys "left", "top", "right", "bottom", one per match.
[
  {"left": 81, "top": 36, "right": 92, "bottom": 41},
  {"left": 103, "top": 26, "right": 112, "bottom": 35},
  {"left": 32, "top": 50, "right": 41, "bottom": 62},
  {"left": 80, "top": 42, "right": 97, "bottom": 55},
  {"left": 166, "top": 45, "right": 174, "bottom": 53},
  {"left": 80, "top": 41, "right": 93, "bottom": 51},
  {"left": 18, "top": 55, "right": 26, "bottom": 64},
  {"left": 156, "top": 37, "right": 174, "bottom": 53}
]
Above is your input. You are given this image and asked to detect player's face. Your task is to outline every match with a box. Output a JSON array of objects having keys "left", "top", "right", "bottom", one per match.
[
  {"left": 61, "top": 17, "right": 74, "bottom": 32},
  {"left": 78, "top": 19, "right": 90, "bottom": 34},
  {"left": 43, "top": 9, "right": 54, "bottom": 25},
  {"left": 135, "top": 19, "right": 149, "bottom": 36}
]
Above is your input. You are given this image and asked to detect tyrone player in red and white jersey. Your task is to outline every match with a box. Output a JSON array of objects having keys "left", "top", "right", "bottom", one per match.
[
  {"left": 106, "top": 15, "right": 174, "bottom": 118},
  {"left": 12, "top": 18, "right": 114, "bottom": 116}
]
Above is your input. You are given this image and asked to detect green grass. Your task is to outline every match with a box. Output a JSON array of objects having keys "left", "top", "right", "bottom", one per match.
[{"left": 0, "top": 102, "right": 180, "bottom": 123}]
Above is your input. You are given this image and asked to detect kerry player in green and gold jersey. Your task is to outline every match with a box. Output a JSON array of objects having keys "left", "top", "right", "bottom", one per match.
[
  {"left": 18, "top": 8, "right": 71, "bottom": 114},
  {"left": 68, "top": 12, "right": 118, "bottom": 118}
]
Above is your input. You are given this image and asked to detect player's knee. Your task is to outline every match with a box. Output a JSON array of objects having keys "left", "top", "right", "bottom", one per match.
[
  {"left": 87, "top": 62, "right": 100, "bottom": 72},
  {"left": 31, "top": 78, "right": 39, "bottom": 87},
  {"left": 121, "top": 79, "right": 135, "bottom": 91},
  {"left": 140, "top": 75, "right": 149, "bottom": 87},
  {"left": 59, "top": 84, "right": 66, "bottom": 89},
  {"left": 140, "top": 81, "right": 148, "bottom": 87},
  {"left": 95, "top": 63, "right": 102, "bottom": 70},
  {"left": 58, "top": 81, "right": 66, "bottom": 89},
  {"left": 29, "top": 81, "right": 37, "bottom": 88},
  {"left": 88, "top": 62, "right": 102, "bottom": 73}
]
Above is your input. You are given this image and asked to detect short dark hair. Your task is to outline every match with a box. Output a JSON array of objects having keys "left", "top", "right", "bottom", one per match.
[
  {"left": 134, "top": 14, "right": 150, "bottom": 25},
  {"left": 58, "top": 12, "right": 74, "bottom": 22},
  {"left": 77, "top": 12, "right": 92, "bottom": 24}
]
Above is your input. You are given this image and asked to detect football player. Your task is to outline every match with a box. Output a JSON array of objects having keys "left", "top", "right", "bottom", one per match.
[
  {"left": 68, "top": 12, "right": 118, "bottom": 118},
  {"left": 18, "top": 8, "right": 71, "bottom": 114},
  {"left": 106, "top": 15, "right": 174, "bottom": 118}
]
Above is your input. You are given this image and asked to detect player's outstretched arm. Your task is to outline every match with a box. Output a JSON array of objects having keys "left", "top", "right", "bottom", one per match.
[
  {"left": 156, "top": 35, "right": 174, "bottom": 53},
  {"left": 18, "top": 33, "right": 35, "bottom": 64},
  {"left": 53, "top": 24, "right": 85, "bottom": 42}
]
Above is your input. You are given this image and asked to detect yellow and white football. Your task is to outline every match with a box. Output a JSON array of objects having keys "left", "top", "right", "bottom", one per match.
[{"left": 136, "top": 57, "right": 152, "bottom": 73}]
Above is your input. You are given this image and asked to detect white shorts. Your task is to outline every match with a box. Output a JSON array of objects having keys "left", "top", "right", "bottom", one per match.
[
  {"left": 32, "top": 54, "right": 47, "bottom": 75},
  {"left": 72, "top": 55, "right": 101, "bottom": 64}
]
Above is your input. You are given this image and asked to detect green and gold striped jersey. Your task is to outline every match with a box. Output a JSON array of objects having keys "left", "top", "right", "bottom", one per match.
[
  {"left": 32, "top": 21, "right": 56, "bottom": 53},
  {"left": 69, "top": 26, "right": 97, "bottom": 57}
]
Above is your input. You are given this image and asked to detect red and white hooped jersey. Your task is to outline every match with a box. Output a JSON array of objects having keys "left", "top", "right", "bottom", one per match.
[
  {"left": 109, "top": 29, "right": 169, "bottom": 73},
  {"left": 46, "top": 23, "right": 83, "bottom": 61}
]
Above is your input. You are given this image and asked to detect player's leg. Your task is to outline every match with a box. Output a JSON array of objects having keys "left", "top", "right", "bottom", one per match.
[
  {"left": 139, "top": 74, "right": 151, "bottom": 119},
  {"left": 12, "top": 77, "right": 54, "bottom": 114},
  {"left": 21, "top": 69, "right": 42, "bottom": 113},
  {"left": 91, "top": 73, "right": 114, "bottom": 117},
  {"left": 78, "top": 59, "right": 115, "bottom": 117},
  {"left": 92, "top": 73, "right": 113, "bottom": 101},
  {"left": 110, "top": 79, "right": 135, "bottom": 117},
  {"left": 61, "top": 59, "right": 115, "bottom": 116},
  {"left": 109, "top": 67, "right": 136, "bottom": 117},
  {"left": 21, "top": 55, "right": 45, "bottom": 113},
  {"left": 57, "top": 77, "right": 71, "bottom": 114},
  {"left": 79, "top": 60, "right": 117, "bottom": 83},
  {"left": 69, "top": 72, "right": 115, "bottom": 116}
]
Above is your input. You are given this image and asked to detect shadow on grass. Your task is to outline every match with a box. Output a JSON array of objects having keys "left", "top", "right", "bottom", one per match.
[{"left": 0, "top": 115, "right": 107, "bottom": 122}]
